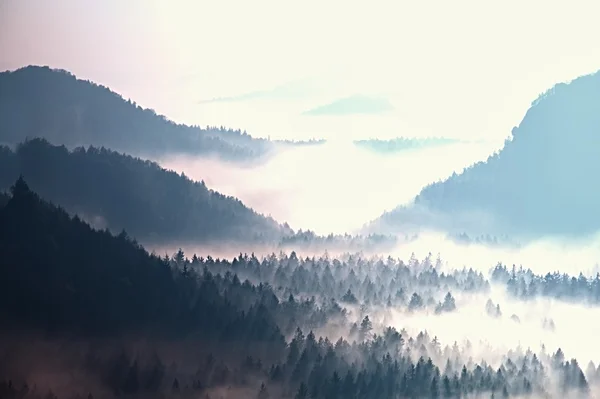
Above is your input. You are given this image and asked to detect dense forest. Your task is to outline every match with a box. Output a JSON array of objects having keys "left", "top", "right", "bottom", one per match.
[
  {"left": 492, "top": 264, "right": 600, "bottom": 305},
  {"left": 373, "top": 70, "right": 600, "bottom": 239},
  {"left": 277, "top": 230, "right": 399, "bottom": 254},
  {"left": 0, "top": 138, "right": 288, "bottom": 244},
  {"left": 0, "top": 66, "right": 319, "bottom": 162},
  {"left": 0, "top": 138, "right": 397, "bottom": 251},
  {"left": 0, "top": 179, "right": 597, "bottom": 398}
]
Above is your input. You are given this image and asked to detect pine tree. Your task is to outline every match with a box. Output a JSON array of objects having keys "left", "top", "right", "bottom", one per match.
[{"left": 295, "top": 382, "right": 308, "bottom": 399}]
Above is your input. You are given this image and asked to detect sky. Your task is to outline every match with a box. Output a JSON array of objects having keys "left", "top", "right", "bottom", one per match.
[{"left": 2, "top": 0, "right": 600, "bottom": 142}]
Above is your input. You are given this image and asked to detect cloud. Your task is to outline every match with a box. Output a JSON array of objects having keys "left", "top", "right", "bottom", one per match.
[
  {"left": 302, "top": 94, "right": 394, "bottom": 116},
  {"left": 197, "top": 89, "right": 273, "bottom": 104},
  {"left": 197, "top": 77, "right": 319, "bottom": 104}
]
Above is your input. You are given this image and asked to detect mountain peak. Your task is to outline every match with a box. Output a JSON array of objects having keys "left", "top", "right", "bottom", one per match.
[
  {"left": 0, "top": 65, "right": 271, "bottom": 161},
  {"left": 371, "top": 69, "right": 600, "bottom": 239}
]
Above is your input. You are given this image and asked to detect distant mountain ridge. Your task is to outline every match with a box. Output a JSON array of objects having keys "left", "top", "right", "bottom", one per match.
[
  {"left": 0, "top": 139, "right": 397, "bottom": 251},
  {"left": 0, "top": 138, "right": 289, "bottom": 244},
  {"left": 369, "top": 69, "right": 600, "bottom": 239},
  {"left": 0, "top": 66, "right": 318, "bottom": 162}
]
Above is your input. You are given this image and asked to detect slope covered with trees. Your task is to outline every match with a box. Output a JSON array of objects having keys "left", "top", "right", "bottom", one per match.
[
  {"left": 0, "top": 180, "right": 595, "bottom": 398},
  {"left": 0, "top": 139, "right": 397, "bottom": 249},
  {"left": 0, "top": 66, "right": 278, "bottom": 161},
  {"left": 0, "top": 139, "right": 288, "bottom": 244},
  {"left": 373, "top": 70, "right": 600, "bottom": 239}
]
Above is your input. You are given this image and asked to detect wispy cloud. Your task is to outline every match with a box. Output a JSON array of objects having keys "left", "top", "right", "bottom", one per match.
[
  {"left": 197, "top": 89, "right": 272, "bottom": 104},
  {"left": 302, "top": 94, "right": 395, "bottom": 116},
  {"left": 197, "top": 77, "right": 319, "bottom": 104}
]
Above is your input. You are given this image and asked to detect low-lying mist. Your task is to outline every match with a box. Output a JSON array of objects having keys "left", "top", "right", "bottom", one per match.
[
  {"left": 158, "top": 140, "right": 498, "bottom": 235},
  {"left": 390, "top": 231, "right": 600, "bottom": 276},
  {"left": 9, "top": 134, "right": 600, "bottom": 398},
  {"left": 153, "top": 228, "right": 600, "bottom": 367},
  {"left": 152, "top": 229, "right": 600, "bottom": 279},
  {"left": 383, "top": 286, "right": 600, "bottom": 367}
]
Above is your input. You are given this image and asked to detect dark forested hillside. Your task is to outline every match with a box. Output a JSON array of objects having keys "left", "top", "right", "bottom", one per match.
[
  {"left": 0, "top": 180, "right": 594, "bottom": 398},
  {"left": 0, "top": 139, "right": 288, "bottom": 244},
  {"left": 0, "top": 192, "right": 8, "bottom": 208},
  {"left": 0, "top": 66, "right": 276, "bottom": 161},
  {"left": 372, "top": 70, "right": 600, "bottom": 238}
]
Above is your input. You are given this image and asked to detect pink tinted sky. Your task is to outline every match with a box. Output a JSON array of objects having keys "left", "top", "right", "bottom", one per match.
[
  {"left": 0, "top": 1, "right": 175, "bottom": 104},
  {"left": 2, "top": 0, "right": 600, "bottom": 142}
]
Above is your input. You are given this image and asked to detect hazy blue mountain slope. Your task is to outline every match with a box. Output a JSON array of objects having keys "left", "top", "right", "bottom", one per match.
[{"left": 371, "top": 70, "right": 600, "bottom": 238}]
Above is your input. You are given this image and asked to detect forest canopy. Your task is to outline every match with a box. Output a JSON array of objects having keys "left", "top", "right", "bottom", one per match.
[{"left": 0, "top": 179, "right": 595, "bottom": 399}]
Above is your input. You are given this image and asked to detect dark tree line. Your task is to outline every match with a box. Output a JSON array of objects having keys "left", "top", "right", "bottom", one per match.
[
  {"left": 0, "top": 138, "right": 288, "bottom": 244},
  {"left": 0, "top": 176, "right": 280, "bottom": 339},
  {"left": 0, "top": 139, "right": 398, "bottom": 251},
  {"left": 190, "top": 250, "right": 487, "bottom": 313},
  {"left": 0, "top": 179, "right": 596, "bottom": 398},
  {"left": 492, "top": 263, "right": 600, "bottom": 304},
  {"left": 447, "top": 232, "right": 521, "bottom": 249},
  {"left": 278, "top": 230, "right": 398, "bottom": 254}
]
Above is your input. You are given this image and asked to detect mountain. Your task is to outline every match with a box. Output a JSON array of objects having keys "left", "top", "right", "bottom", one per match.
[
  {"left": 0, "top": 178, "right": 591, "bottom": 399},
  {"left": 0, "top": 65, "right": 277, "bottom": 161},
  {"left": 0, "top": 139, "right": 398, "bottom": 250},
  {"left": 0, "top": 139, "right": 289, "bottom": 245},
  {"left": 371, "top": 70, "right": 600, "bottom": 239}
]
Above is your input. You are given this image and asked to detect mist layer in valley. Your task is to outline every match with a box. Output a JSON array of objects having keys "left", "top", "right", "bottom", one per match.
[
  {"left": 370, "top": 70, "right": 600, "bottom": 243},
  {"left": 5, "top": 179, "right": 600, "bottom": 398},
  {"left": 5, "top": 0, "right": 600, "bottom": 397},
  {"left": 4, "top": 98, "right": 600, "bottom": 398},
  {"left": 159, "top": 140, "right": 498, "bottom": 235}
]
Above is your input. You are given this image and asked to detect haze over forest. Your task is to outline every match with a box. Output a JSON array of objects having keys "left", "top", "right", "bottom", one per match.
[{"left": 2, "top": 1, "right": 600, "bottom": 398}]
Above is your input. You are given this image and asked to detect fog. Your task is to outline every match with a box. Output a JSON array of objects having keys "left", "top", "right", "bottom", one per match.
[
  {"left": 153, "top": 223, "right": 600, "bottom": 372},
  {"left": 159, "top": 140, "right": 500, "bottom": 235},
  {"left": 388, "top": 231, "right": 600, "bottom": 276},
  {"left": 5, "top": 0, "right": 600, "bottom": 396},
  {"left": 153, "top": 220, "right": 600, "bottom": 281},
  {"left": 384, "top": 286, "right": 600, "bottom": 366},
  {"left": 152, "top": 219, "right": 600, "bottom": 365}
]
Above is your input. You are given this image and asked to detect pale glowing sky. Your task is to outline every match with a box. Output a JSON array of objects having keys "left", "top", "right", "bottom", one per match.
[
  {"left": 2, "top": 0, "right": 600, "bottom": 141},
  {"left": 160, "top": 141, "right": 498, "bottom": 233}
]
